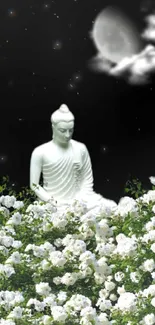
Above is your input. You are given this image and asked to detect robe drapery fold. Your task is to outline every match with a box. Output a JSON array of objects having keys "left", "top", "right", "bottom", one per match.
[{"left": 42, "top": 140, "right": 94, "bottom": 203}]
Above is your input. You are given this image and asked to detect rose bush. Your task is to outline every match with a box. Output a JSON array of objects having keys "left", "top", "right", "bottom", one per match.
[{"left": 0, "top": 179, "right": 155, "bottom": 325}]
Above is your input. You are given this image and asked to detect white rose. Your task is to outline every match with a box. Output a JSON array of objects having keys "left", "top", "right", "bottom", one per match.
[
  {"left": 53, "top": 277, "right": 61, "bottom": 285},
  {"left": 42, "top": 315, "right": 52, "bottom": 325},
  {"left": 117, "top": 292, "right": 137, "bottom": 311},
  {"left": 151, "top": 297, "right": 155, "bottom": 307},
  {"left": 151, "top": 243, "right": 155, "bottom": 253},
  {"left": 109, "top": 294, "right": 117, "bottom": 301},
  {"left": 114, "top": 272, "right": 125, "bottom": 282},
  {"left": 104, "top": 281, "right": 116, "bottom": 291},
  {"left": 143, "top": 313, "right": 155, "bottom": 325},
  {"left": 98, "top": 312, "right": 110, "bottom": 325},
  {"left": 13, "top": 200, "right": 24, "bottom": 209},
  {"left": 142, "top": 259, "right": 155, "bottom": 272},
  {"left": 49, "top": 251, "right": 66, "bottom": 267},
  {"left": 61, "top": 272, "right": 78, "bottom": 286},
  {"left": 51, "top": 306, "right": 68, "bottom": 322},
  {"left": 36, "top": 282, "right": 51, "bottom": 296}
]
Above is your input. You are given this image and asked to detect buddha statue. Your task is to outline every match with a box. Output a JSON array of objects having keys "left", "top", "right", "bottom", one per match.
[{"left": 30, "top": 104, "right": 117, "bottom": 210}]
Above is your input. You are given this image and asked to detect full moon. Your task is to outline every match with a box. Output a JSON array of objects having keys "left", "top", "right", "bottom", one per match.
[{"left": 91, "top": 6, "right": 142, "bottom": 64}]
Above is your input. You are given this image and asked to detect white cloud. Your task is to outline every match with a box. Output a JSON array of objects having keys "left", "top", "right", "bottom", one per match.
[{"left": 142, "top": 14, "right": 155, "bottom": 41}]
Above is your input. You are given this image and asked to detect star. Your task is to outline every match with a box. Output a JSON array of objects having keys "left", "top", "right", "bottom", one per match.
[
  {"left": 52, "top": 40, "right": 62, "bottom": 50},
  {"left": 72, "top": 72, "right": 82, "bottom": 82},
  {"left": 43, "top": 4, "right": 50, "bottom": 9},
  {"left": 0, "top": 155, "right": 8, "bottom": 163},
  {"left": 8, "top": 9, "right": 17, "bottom": 17},
  {"left": 101, "top": 146, "right": 108, "bottom": 154},
  {"left": 18, "top": 118, "right": 24, "bottom": 122},
  {"left": 53, "top": 13, "right": 60, "bottom": 18}
]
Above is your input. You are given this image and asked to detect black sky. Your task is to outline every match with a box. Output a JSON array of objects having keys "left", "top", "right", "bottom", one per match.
[{"left": 0, "top": 0, "right": 155, "bottom": 202}]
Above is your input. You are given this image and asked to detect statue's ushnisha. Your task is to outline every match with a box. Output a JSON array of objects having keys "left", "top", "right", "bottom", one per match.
[{"left": 30, "top": 104, "right": 116, "bottom": 210}]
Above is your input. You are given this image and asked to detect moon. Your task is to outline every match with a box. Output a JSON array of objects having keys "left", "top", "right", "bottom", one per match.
[{"left": 91, "top": 6, "right": 142, "bottom": 64}]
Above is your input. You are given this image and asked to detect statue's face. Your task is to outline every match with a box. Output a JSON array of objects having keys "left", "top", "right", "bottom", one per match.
[{"left": 53, "top": 121, "right": 74, "bottom": 145}]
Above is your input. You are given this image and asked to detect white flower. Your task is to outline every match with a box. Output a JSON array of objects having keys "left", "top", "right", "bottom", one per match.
[
  {"left": 117, "top": 292, "right": 137, "bottom": 311},
  {"left": 115, "top": 196, "right": 138, "bottom": 218},
  {"left": 117, "top": 286, "right": 125, "bottom": 295},
  {"left": 142, "top": 259, "right": 155, "bottom": 272},
  {"left": 0, "top": 264, "right": 15, "bottom": 277},
  {"left": 53, "top": 276, "right": 61, "bottom": 285},
  {"left": 51, "top": 306, "right": 68, "bottom": 322},
  {"left": 99, "top": 289, "right": 109, "bottom": 299},
  {"left": 140, "top": 190, "right": 155, "bottom": 203},
  {"left": 151, "top": 243, "right": 155, "bottom": 253},
  {"left": 145, "top": 221, "right": 154, "bottom": 231},
  {"left": 7, "top": 212, "right": 22, "bottom": 225},
  {"left": 13, "top": 200, "right": 24, "bottom": 209},
  {"left": 114, "top": 272, "right": 125, "bottom": 282},
  {"left": 94, "top": 272, "right": 105, "bottom": 284},
  {"left": 97, "top": 313, "right": 110, "bottom": 325},
  {"left": 27, "top": 298, "right": 45, "bottom": 311},
  {"left": 41, "top": 315, "right": 52, "bottom": 325},
  {"left": 12, "top": 240, "right": 22, "bottom": 249},
  {"left": 1, "top": 236, "right": 14, "bottom": 247},
  {"left": 0, "top": 320, "right": 16, "bottom": 325},
  {"left": 7, "top": 306, "right": 23, "bottom": 319},
  {"left": 40, "top": 259, "right": 51, "bottom": 271},
  {"left": 54, "top": 238, "right": 63, "bottom": 247},
  {"left": 143, "top": 313, "right": 155, "bottom": 325},
  {"left": 79, "top": 251, "right": 96, "bottom": 264},
  {"left": 104, "top": 281, "right": 116, "bottom": 291},
  {"left": 149, "top": 176, "right": 155, "bottom": 185},
  {"left": 0, "top": 195, "right": 16, "bottom": 208},
  {"left": 49, "top": 251, "right": 66, "bottom": 267},
  {"left": 6, "top": 252, "right": 21, "bottom": 264},
  {"left": 109, "top": 294, "right": 117, "bottom": 301},
  {"left": 57, "top": 291, "right": 67, "bottom": 305},
  {"left": 151, "top": 272, "right": 155, "bottom": 280},
  {"left": 43, "top": 295, "right": 56, "bottom": 307},
  {"left": 130, "top": 271, "right": 140, "bottom": 283},
  {"left": 80, "top": 306, "right": 96, "bottom": 319},
  {"left": 96, "top": 297, "right": 112, "bottom": 311},
  {"left": 36, "top": 282, "right": 51, "bottom": 296},
  {"left": 61, "top": 272, "right": 78, "bottom": 286},
  {"left": 151, "top": 297, "right": 155, "bottom": 307},
  {"left": 52, "top": 215, "right": 68, "bottom": 228}
]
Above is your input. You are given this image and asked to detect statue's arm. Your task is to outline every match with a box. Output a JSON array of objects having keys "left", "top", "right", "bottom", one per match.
[
  {"left": 79, "top": 144, "right": 94, "bottom": 194},
  {"left": 30, "top": 149, "right": 51, "bottom": 202}
]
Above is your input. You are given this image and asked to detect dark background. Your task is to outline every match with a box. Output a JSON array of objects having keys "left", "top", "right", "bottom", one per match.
[{"left": 0, "top": 0, "right": 155, "bottom": 203}]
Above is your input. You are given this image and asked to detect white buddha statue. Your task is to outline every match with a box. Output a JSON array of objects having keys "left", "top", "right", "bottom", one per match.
[{"left": 30, "top": 104, "right": 117, "bottom": 210}]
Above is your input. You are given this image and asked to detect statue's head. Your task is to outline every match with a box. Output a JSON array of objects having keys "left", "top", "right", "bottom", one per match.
[{"left": 51, "top": 104, "right": 75, "bottom": 145}]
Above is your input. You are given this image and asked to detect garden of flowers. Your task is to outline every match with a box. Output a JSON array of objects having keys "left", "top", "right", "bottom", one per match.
[{"left": 0, "top": 177, "right": 155, "bottom": 325}]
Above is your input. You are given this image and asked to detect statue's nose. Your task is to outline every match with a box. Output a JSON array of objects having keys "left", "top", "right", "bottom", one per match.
[{"left": 65, "top": 131, "right": 70, "bottom": 138}]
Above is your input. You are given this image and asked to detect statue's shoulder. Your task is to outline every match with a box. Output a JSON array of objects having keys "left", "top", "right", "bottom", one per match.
[{"left": 31, "top": 141, "right": 51, "bottom": 158}]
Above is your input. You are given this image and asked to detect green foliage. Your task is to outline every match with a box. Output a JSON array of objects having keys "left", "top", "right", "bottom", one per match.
[{"left": 124, "top": 176, "right": 147, "bottom": 199}]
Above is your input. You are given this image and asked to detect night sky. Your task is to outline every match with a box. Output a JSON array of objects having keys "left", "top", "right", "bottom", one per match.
[{"left": 0, "top": 0, "right": 155, "bottom": 203}]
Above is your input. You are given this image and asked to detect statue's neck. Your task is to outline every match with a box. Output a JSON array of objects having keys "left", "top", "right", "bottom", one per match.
[{"left": 52, "top": 139, "right": 71, "bottom": 150}]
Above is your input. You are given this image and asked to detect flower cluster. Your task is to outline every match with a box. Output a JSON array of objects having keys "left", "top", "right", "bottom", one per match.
[{"left": 0, "top": 190, "right": 155, "bottom": 325}]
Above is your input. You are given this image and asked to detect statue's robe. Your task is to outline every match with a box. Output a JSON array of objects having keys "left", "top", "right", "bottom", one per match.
[{"left": 42, "top": 140, "right": 102, "bottom": 208}]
